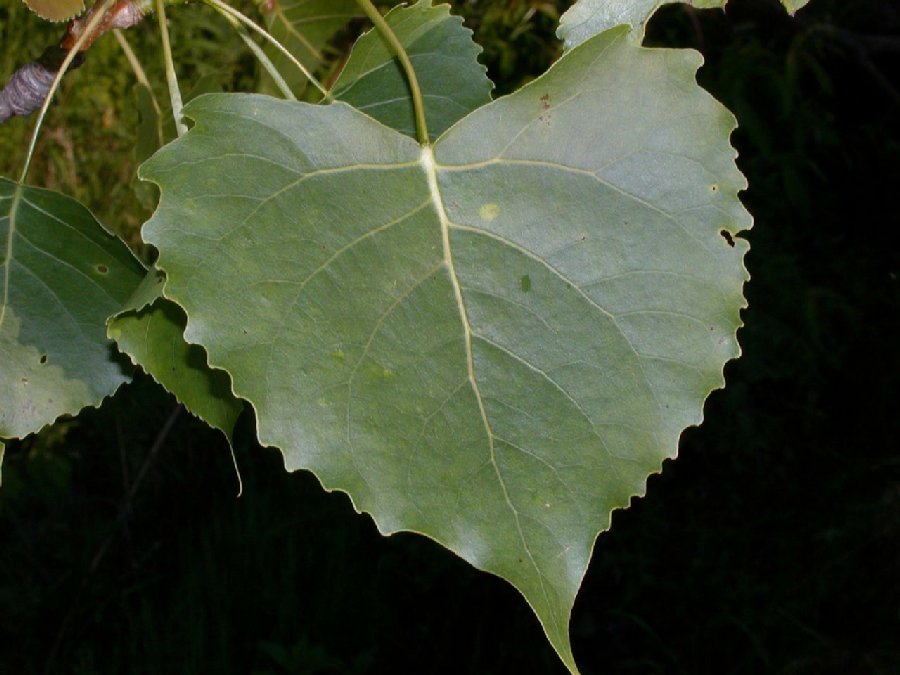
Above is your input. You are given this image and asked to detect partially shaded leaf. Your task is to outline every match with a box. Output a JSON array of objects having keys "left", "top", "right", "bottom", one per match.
[
  {"left": 255, "top": 0, "right": 360, "bottom": 97},
  {"left": 559, "top": 0, "right": 812, "bottom": 48},
  {"left": 0, "top": 178, "right": 145, "bottom": 440},
  {"left": 330, "top": 0, "right": 493, "bottom": 141},
  {"left": 140, "top": 27, "right": 749, "bottom": 673},
  {"left": 108, "top": 269, "right": 243, "bottom": 439}
]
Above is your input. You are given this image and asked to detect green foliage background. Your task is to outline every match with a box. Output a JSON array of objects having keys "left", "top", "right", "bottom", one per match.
[{"left": 1, "top": 0, "right": 898, "bottom": 673}]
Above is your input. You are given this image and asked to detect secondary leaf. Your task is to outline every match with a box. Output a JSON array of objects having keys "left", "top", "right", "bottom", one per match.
[
  {"left": 23, "top": 0, "right": 85, "bottom": 22},
  {"left": 140, "top": 26, "right": 749, "bottom": 673},
  {"left": 108, "top": 269, "right": 243, "bottom": 439},
  {"left": 330, "top": 0, "right": 493, "bottom": 141},
  {"left": 0, "top": 178, "right": 145, "bottom": 441},
  {"left": 255, "top": 0, "right": 360, "bottom": 97},
  {"left": 559, "top": 0, "right": 813, "bottom": 48}
]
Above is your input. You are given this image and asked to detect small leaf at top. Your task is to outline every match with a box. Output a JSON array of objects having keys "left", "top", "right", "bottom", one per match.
[
  {"left": 23, "top": 0, "right": 86, "bottom": 22},
  {"left": 330, "top": 0, "right": 493, "bottom": 141},
  {"left": 140, "top": 26, "right": 750, "bottom": 673},
  {"left": 1, "top": 178, "right": 145, "bottom": 441}
]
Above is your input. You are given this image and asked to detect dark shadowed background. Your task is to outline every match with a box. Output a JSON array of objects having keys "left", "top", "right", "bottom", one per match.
[{"left": 1, "top": 0, "right": 898, "bottom": 673}]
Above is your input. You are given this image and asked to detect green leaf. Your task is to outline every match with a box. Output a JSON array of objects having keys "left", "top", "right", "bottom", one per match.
[
  {"left": 559, "top": 0, "right": 812, "bottom": 48},
  {"left": 254, "top": 0, "right": 361, "bottom": 97},
  {"left": 107, "top": 269, "right": 243, "bottom": 440},
  {"left": 23, "top": 0, "right": 85, "bottom": 22},
  {"left": 140, "top": 27, "right": 749, "bottom": 673},
  {"left": 330, "top": 0, "right": 493, "bottom": 141},
  {"left": 132, "top": 75, "right": 229, "bottom": 209},
  {"left": 0, "top": 178, "right": 145, "bottom": 441}
]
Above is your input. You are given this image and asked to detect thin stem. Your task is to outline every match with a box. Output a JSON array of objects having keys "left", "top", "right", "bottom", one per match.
[
  {"left": 154, "top": 0, "right": 186, "bottom": 136},
  {"left": 18, "top": 0, "right": 118, "bottom": 184},
  {"left": 202, "top": 0, "right": 330, "bottom": 100},
  {"left": 354, "top": 0, "right": 428, "bottom": 145},
  {"left": 113, "top": 29, "right": 162, "bottom": 133},
  {"left": 209, "top": 5, "right": 296, "bottom": 101},
  {"left": 113, "top": 28, "right": 153, "bottom": 92}
]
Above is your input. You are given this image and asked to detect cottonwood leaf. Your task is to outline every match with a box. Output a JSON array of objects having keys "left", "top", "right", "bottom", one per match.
[
  {"left": 255, "top": 0, "right": 360, "bottom": 97},
  {"left": 330, "top": 0, "right": 493, "bottom": 141},
  {"left": 23, "top": 0, "right": 85, "bottom": 22},
  {"left": 0, "top": 178, "right": 145, "bottom": 442},
  {"left": 559, "top": 0, "right": 813, "bottom": 48},
  {"left": 108, "top": 269, "right": 242, "bottom": 439},
  {"left": 140, "top": 26, "right": 749, "bottom": 673}
]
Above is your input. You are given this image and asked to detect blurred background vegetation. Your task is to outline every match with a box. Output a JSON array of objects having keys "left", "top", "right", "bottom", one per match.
[{"left": 1, "top": 0, "right": 898, "bottom": 673}]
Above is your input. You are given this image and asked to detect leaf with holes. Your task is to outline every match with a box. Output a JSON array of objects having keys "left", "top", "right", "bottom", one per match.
[
  {"left": 108, "top": 269, "right": 243, "bottom": 439},
  {"left": 330, "top": 0, "right": 493, "bottom": 141},
  {"left": 0, "top": 178, "right": 145, "bottom": 443},
  {"left": 139, "top": 27, "right": 749, "bottom": 673},
  {"left": 558, "top": 0, "right": 812, "bottom": 48}
]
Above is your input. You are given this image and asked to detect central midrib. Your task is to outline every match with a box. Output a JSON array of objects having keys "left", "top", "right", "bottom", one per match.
[{"left": 419, "top": 144, "right": 550, "bottom": 609}]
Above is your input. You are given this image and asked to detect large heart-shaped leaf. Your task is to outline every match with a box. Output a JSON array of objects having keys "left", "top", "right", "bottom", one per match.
[
  {"left": 140, "top": 27, "right": 749, "bottom": 672},
  {"left": 330, "top": 0, "right": 493, "bottom": 141},
  {"left": 0, "top": 178, "right": 145, "bottom": 442},
  {"left": 559, "top": 0, "right": 813, "bottom": 48}
]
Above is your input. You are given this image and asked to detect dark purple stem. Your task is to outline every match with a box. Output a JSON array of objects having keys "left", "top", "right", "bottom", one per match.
[{"left": 0, "top": 62, "right": 57, "bottom": 123}]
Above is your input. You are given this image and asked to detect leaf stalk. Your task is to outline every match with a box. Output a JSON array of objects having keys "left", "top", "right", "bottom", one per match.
[
  {"left": 202, "top": 0, "right": 330, "bottom": 100},
  {"left": 353, "top": 0, "right": 429, "bottom": 145},
  {"left": 154, "top": 0, "right": 187, "bottom": 137}
]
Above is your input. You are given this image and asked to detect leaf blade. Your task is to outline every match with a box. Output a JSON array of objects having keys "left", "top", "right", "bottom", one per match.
[
  {"left": 23, "top": 0, "right": 85, "bottom": 23},
  {"left": 107, "top": 270, "right": 243, "bottom": 439},
  {"left": 331, "top": 0, "right": 493, "bottom": 141},
  {"left": 0, "top": 178, "right": 145, "bottom": 440},
  {"left": 140, "top": 27, "right": 750, "bottom": 673}
]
